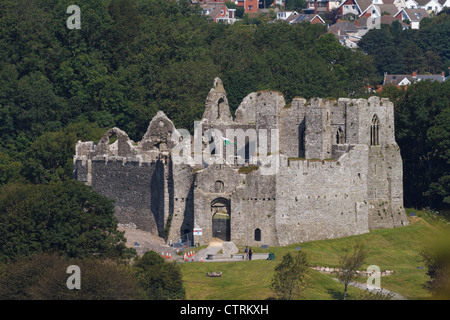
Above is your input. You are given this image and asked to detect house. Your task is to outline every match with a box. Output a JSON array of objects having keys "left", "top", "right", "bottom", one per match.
[
  {"left": 383, "top": 71, "right": 447, "bottom": 86},
  {"left": 314, "top": 0, "right": 331, "bottom": 13},
  {"left": 329, "top": 0, "right": 343, "bottom": 11},
  {"left": 337, "top": 0, "right": 373, "bottom": 18},
  {"left": 328, "top": 21, "right": 362, "bottom": 47},
  {"left": 276, "top": 11, "right": 299, "bottom": 20},
  {"left": 394, "top": 8, "right": 429, "bottom": 28},
  {"left": 357, "top": 15, "right": 409, "bottom": 30},
  {"left": 235, "top": 0, "right": 259, "bottom": 13},
  {"left": 415, "top": 0, "right": 443, "bottom": 12},
  {"left": 380, "top": 0, "right": 408, "bottom": 10},
  {"left": 290, "top": 14, "right": 326, "bottom": 24},
  {"left": 405, "top": 0, "right": 419, "bottom": 8},
  {"left": 438, "top": 0, "right": 450, "bottom": 8},
  {"left": 360, "top": 4, "right": 400, "bottom": 17},
  {"left": 202, "top": 4, "right": 237, "bottom": 24}
]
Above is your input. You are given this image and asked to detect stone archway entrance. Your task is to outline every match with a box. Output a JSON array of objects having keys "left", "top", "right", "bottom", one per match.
[{"left": 211, "top": 198, "right": 230, "bottom": 241}]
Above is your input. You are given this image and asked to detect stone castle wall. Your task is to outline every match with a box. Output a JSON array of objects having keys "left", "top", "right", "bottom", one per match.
[
  {"left": 275, "top": 146, "right": 370, "bottom": 246},
  {"left": 73, "top": 78, "right": 408, "bottom": 248}
]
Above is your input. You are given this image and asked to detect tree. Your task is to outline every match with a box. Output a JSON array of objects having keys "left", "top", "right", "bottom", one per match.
[
  {"left": 271, "top": 250, "right": 311, "bottom": 300},
  {"left": 388, "top": 81, "right": 450, "bottom": 209},
  {"left": 420, "top": 234, "right": 450, "bottom": 298},
  {"left": 20, "top": 123, "right": 106, "bottom": 184},
  {"left": 0, "top": 181, "right": 135, "bottom": 263},
  {"left": 133, "top": 251, "right": 185, "bottom": 300},
  {"left": 336, "top": 243, "right": 367, "bottom": 300},
  {"left": 0, "top": 253, "right": 142, "bottom": 300}
]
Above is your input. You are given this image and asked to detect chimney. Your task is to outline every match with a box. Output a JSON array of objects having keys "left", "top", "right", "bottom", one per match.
[
  {"left": 314, "top": 0, "right": 317, "bottom": 15},
  {"left": 412, "top": 71, "right": 417, "bottom": 78}
]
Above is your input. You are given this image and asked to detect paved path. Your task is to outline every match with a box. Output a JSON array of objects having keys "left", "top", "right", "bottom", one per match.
[
  {"left": 196, "top": 239, "right": 224, "bottom": 262},
  {"left": 333, "top": 278, "right": 407, "bottom": 300}
]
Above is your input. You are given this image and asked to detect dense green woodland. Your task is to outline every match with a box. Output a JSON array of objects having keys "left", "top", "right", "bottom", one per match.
[
  {"left": 0, "top": 0, "right": 449, "bottom": 272},
  {"left": 358, "top": 13, "right": 450, "bottom": 75}
]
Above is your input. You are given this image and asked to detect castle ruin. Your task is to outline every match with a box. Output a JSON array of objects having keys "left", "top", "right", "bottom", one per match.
[{"left": 73, "top": 78, "right": 408, "bottom": 247}]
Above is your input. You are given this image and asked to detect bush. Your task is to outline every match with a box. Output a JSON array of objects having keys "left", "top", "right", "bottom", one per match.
[
  {"left": 238, "top": 165, "right": 259, "bottom": 174},
  {"left": 133, "top": 251, "right": 185, "bottom": 300}
]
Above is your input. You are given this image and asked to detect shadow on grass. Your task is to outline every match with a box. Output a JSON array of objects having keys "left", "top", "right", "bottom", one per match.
[{"left": 327, "top": 288, "right": 345, "bottom": 300}]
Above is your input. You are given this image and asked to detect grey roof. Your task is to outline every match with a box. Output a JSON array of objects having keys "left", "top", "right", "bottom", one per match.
[
  {"left": 403, "top": 8, "right": 430, "bottom": 21},
  {"left": 328, "top": 21, "right": 359, "bottom": 35},
  {"left": 355, "top": 0, "right": 374, "bottom": 12},
  {"left": 379, "top": 15, "right": 408, "bottom": 26},
  {"left": 374, "top": 4, "right": 400, "bottom": 15},
  {"left": 384, "top": 73, "right": 446, "bottom": 85},
  {"left": 285, "top": 12, "right": 300, "bottom": 23},
  {"left": 357, "top": 15, "right": 409, "bottom": 27},
  {"left": 202, "top": 3, "right": 226, "bottom": 19},
  {"left": 415, "top": 0, "right": 431, "bottom": 5},
  {"left": 291, "top": 14, "right": 325, "bottom": 24}
]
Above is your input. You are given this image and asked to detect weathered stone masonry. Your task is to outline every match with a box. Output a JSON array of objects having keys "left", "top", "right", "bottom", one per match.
[{"left": 73, "top": 78, "right": 408, "bottom": 247}]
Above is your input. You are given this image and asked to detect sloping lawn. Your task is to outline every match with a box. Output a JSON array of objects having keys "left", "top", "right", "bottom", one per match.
[{"left": 181, "top": 210, "right": 449, "bottom": 300}]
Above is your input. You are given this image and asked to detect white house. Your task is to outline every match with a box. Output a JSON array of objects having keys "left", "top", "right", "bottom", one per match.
[
  {"left": 439, "top": 0, "right": 450, "bottom": 8},
  {"left": 337, "top": 0, "right": 373, "bottom": 17},
  {"left": 373, "top": 0, "right": 407, "bottom": 10},
  {"left": 405, "top": 0, "right": 419, "bottom": 8},
  {"left": 415, "top": 0, "right": 443, "bottom": 12},
  {"left": 394, "top": 8, "right": 430, "bottom": 28},
  {"left": 329, "top": 0, "right": 343, "bottom": 10},
  {"left": 360, "top": 3, "right": 399, "bottom": 17},
  {"left": 391, "top": 0, "right": 408, "bottom": 10},
  {"left": 276, "top": 11, "right": 298, "bottom": 20}
]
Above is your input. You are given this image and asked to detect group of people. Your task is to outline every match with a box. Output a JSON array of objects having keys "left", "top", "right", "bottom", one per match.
[{"left": 244, "top": 246, "right": 253, "bottom": 260}]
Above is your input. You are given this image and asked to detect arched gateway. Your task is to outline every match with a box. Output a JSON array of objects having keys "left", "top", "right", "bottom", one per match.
[{"left": 211, "top": 198, "right": 230, "bottom": 241}]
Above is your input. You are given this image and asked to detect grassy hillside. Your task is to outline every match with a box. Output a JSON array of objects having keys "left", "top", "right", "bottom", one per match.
[{"left": 180, "top": 209, "right": 449, "bottom": 300}]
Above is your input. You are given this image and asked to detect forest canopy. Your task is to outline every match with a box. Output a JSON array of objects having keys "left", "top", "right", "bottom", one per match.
[{"left": 0, "top": 0, "right": 377, "bottom": 145}]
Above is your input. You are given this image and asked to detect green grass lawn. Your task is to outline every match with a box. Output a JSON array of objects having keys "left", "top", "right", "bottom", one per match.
[{"left": 180, "top": 209, "right": 450, "bottom": 300}]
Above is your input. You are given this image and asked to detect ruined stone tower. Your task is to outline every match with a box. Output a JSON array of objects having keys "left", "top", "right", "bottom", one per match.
[{"left": 74, "top": 78, "right": 408, "bottom": 247}]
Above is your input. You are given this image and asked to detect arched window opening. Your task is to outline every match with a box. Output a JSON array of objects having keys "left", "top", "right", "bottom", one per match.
[
  {"left": 215, "top": 180, "right": 224, "bottom": 193},
  {"left": 254, "top": 228, "right": 261, "bottom": 242},
  {"left": 336, "top": 127, "right": 345, "bottom": 144},
  {"left": 370, "top": 115, "right": 380, "bottom": 146},
  {"left": 217, "top": 98, "right": 224, "bottom": 119}
]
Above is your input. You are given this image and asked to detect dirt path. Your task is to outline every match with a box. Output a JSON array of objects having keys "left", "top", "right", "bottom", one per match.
[{"left": 118, "top": 226, "right": 172, "bottom": 257}]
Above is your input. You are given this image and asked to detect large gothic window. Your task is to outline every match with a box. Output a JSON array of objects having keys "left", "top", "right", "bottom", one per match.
[{"left": 370, "top": 115, "right": 380, "bottom": 146}]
